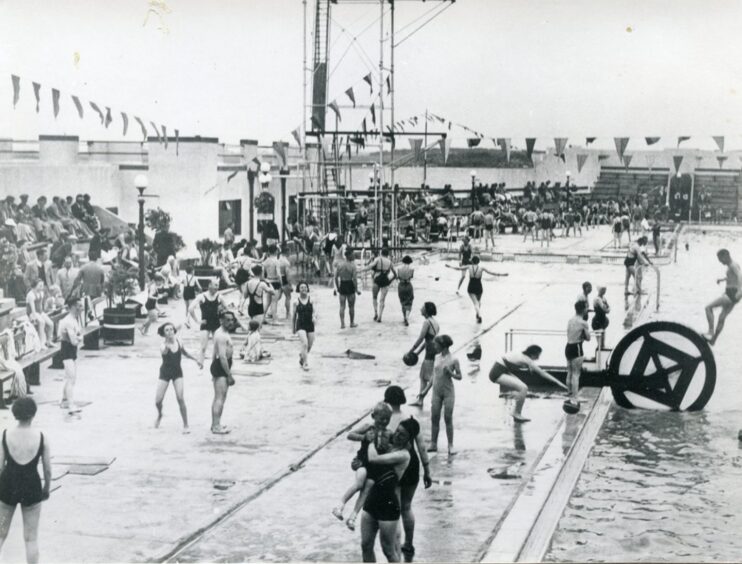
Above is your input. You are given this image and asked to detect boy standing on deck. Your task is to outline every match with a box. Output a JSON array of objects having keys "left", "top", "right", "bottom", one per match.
[{"left": 565, "top": 301, "right": 591, "bottom": 410}]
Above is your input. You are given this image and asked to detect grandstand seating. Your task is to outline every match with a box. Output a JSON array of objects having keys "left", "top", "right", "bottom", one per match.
[
  {"left": 591, "top": 167, "right": 670, "bottom": 202},
  {"left": 693, "top": 169, "right": 740, "bottom": 219}
]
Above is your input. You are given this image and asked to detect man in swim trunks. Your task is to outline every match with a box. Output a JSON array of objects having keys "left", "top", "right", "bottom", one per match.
[
  {"left": 565, "top": 301, "right": 591, "bottom": 409},
  {"left": 522, "top": 209, "right": 538, "bottom": 242},
  {"left": 262, "top": 245, "right": 282, "bottom": 321},
  {"left": 705, "top": 248, "right": 741, "bottom": 345},
  {"left": 624, "top": 236, "right": 651, "bottom": 295},
  {"left": 58, "top": 297, "right": 83, "bottom": 416},
  {"left": 483, "top": 209, "right": 496, "bottom": 250},
  {"left": 335, "top": 247, "right": 360, "bottom": 329},
  {"left": 490, "top": 345, "right": 568, "bottom": 422},
  {"left": 210, "top": 311, "right": 235, "bottom": 434}
]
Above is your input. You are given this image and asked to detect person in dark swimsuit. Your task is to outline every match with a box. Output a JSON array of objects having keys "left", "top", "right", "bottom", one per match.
[
  {"left": 360, "top": 418, "right": 418, "bottom": 563},
  {"left": 292, "top": 282, "right": 316, "bottom": 371},
  {"left": 384, "top": 386, "right": 431, "bottom": 563},
  {"left": 396, "top": 256, "right": 415, "bottom": 326},
  {"left": 624, "top": 236, "right": 650, "bottom": 295},
  {"left": 154, "top": 322, "right": 202, "bottom": 433},
  {"left": 245, "top": 265, "right": 274, "bottom": 327},
  {"left": 361, "top": 248, "right": 397, "bottom": 323},
  {"left": 0, "top": 398, "right": 51, "bottom": 564},
  {"left": 182, "top": 266, "right": 200, "bottom": 320},
  {"left": 335, "top": 247, "right": 360, "bottom": 329},
  {"left": 210, "top": 311, "right": 235, "bottom": 434},
  {"left": 591, "top": 286, "right": 610, "bottom": 349},
  {"left": 705, "top": 248, "right": 742, "bottom": 345},
  {"left": 456, "top": 236, "right": 473, "bottom": 294},
  {"left": 188, "top": 280, "right": 227, "bottom": 365},
  {"left": 446, "top": 256, "right": 508, "bottom": 323},
  {"left": 140, "top": 273, "right": 166, "bottom": 336},
  {"left": 408, "top": 302, "right": 439, "bottom": 408}
]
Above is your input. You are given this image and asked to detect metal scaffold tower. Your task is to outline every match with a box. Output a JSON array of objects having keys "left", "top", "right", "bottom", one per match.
[{"left": 302, "top": 0, "right": 454, "bottom": 248}]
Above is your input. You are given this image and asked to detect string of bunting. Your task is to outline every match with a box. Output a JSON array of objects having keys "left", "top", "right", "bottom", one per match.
[{"left": 10, "top": 73, "right": 182, "bottom": 155}]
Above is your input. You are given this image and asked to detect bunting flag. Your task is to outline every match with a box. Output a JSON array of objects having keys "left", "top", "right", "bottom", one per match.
[
  {"left": 386, "top": 75, "right": 391, "bottom": 95},
  {"left": 491, "top": 138, "right": 498, "bottom": 149},
  {"left": 272, "top": 141, "right": 287, "bottom": 168},
  {"left": 51, "top": 88, "right": 60, "bottom": 118},
  {"left": 677, "top": 136, "right": 690, "bottom": 147},
  {"left": 328, "top": 100, "right": 341, "bottom": 121},
  {"left": 370, "top": 103, "right": 376, "bottom": 126},
  {"left": 712, "top": 136, "right": 725, "bottom": 152},
  {"left": 11, "top": 75, "right": 20, "bottom": 108},
  {"left": 467, "top": 138, "right": 481, "bottom": 148},
  {"left": 645, "top": 154, "right": 655, "bottom": 171},
  {"left": 363, "top": 73, "right": 373, "bottom": 94},
  {"left": 362, "top": 118, "right": 367, "bottom": 136},
  {"left": 409, "top": 138, "right": 423, "bottom": 163},
  {"left": 497, "top": 138, "right": 511, "bottom": 162},
  {"left": 32, "top": 82, "right": 41, "bottom": 112},
  {"left": 439, "top": 137, "right": 451, "bottom": 165},
  {"left": 162, "top": 125, "right": 168, "bottom": 150},
  {"left": 71, "top": 95, "right": 84, "bottom": 118},
  {"left": 104, "top": 107, "right": 112, "bottom": 128},
  {"left": 623, "top": 154, "right": 633, "bottom": 169},
  {"left": 673, "top": 155, "right": 684, "bottom": 173},
  {"left": 135, "top": 117, "right": 147, "bottom": 141},
  {"left": 90, "top": 102, "right": 104, "bottom": 124},
  {"left": 645, "top": 137, "right": 660, "bottom": 145},
  {"left": 717, "top": 155, "right": 728, "bottom": 169},
  {"left": 175, "top": 128, "right": 179, "bottom": 155},
  {"left": 345, "top": 87, "right": 356, "bottom": 108},
  {"left": 150, "top": 121, "right": 162, "bottom": 143},
  {"left": 586, "top": 137, "right": 596, "bottom": 145},
  {"left": 576, "top": 153, "right": 588, "bottom": 173},
  {"left": 227, "top": 169, "right": 240, "bottom": 182},
  {"left": 614, "top": 137, "right": 629, "bottom": 159},
  {"left": 448, "top": 121, "right": 452, "bottom": 131},
  {"left": 526, "top": 138, "right": 536, "bottom": 161},
  {"left": 121, "top": 112, "right": 129, "bottom": 136},
  {"left": 291, "top": 128, "right": 302, "bottom": 148},
  {"left": 554, "top": 137, "right": 568, "bottom": 157}
]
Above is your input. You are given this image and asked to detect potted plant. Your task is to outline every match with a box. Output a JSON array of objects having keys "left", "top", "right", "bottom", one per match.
[
  {"left": 146, "top": 207, "right": 186, "bottom": 267},
  {"left": 194, "top": 238, "right": 221, "bottom": 290},
  {"left": 102, "top": 263, "right": 140, "bottom": 345}
]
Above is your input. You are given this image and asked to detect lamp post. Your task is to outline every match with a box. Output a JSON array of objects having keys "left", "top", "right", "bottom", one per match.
[
  {"left": 134, "top": 174, "right": 148, "bottom": 290},
  {"left": 470, "top": 170, "right": 477, "bottom": 210}
]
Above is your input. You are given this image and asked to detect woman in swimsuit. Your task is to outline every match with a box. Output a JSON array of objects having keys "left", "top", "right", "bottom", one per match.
[
  {"left": 335, "top": 247, "right": 360, "bottom": 329},
  {"left": 155, "top": 322, "right": 202, "bottom": 433},
  {"left": 420, "top": 335, "right": 461, "bottom": 456},
  {"left": 456, "top": 236, "right": 473, "bottom": 294},
  {"left": 140, "top": 273, "right": 166, "bottom": 336},
  {"left": 182, "top": 266, "right": 200, "bottom": 321},
  {"left": 187, "top": 280, "right": 227, "bottom": 365},
  {"left": 408, "top": 302, "right": 439, "bottom": 408},
  {"left": 0, "top": 398, "right": 51, "bottom": 563},
  {"left": 396, "top": 256, "right": 415, "bottom": 326},
  {"left": 360, "top": 418, "right": 418, "bottom": 563},
  {"left": 591, "top": 286, "right": 610, "bottom": 349},
  {"left": 292, "top": 282, "right": 316, "bottom": 371},
  {"left": 361, "top": 248, "right": 397, "bottom": 323},
  {"left": 245, "top": 265, "right": 275, "bottom": 327},
  {"left": 446, "top": 256, "right": 508, "bottom": 323},
  {"left": 384, "top": 386, "right": 431, "bottom": 563}
]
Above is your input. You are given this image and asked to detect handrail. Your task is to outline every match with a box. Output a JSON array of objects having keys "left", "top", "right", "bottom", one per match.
[{"left": 505, "top": 328, "right": 606, "bottom": 368}]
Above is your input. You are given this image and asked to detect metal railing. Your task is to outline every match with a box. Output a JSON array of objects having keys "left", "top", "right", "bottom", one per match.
[{"left": 504, "top": 328, "right": 607, "bottom": 369}]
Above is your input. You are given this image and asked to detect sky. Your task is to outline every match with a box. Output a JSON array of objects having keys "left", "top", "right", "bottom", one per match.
[{"left": 2, "top": 0, "right": 742, "bottom": 151}]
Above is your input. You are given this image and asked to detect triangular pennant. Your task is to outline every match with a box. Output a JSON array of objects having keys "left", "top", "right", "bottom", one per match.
[
  {"left": 386, "top": 75, "right": 391, "bottom": 95},
  {"left": 467, "top": 137, "right": 481, "bottom": 148},
  {"left": 491, "top": 138, "right": 499, "bottom": 149},
  {"left": 104, "top": 107, "right": 112, "bottom": 128},
  {"left": 712, "top": 136, "right": 725, "bottom": 152},
  {"left": 162, "top": 125, "right": 168, "bottom": 150},
  {"left": 370, "top": 103, "right": 376, "bottom": 126},
  {"left": 439, "top": 137, "right": 451, "bottom": 165},
  {"left": 89, "top": 102, "right": 104, "bottom": 124},
  {"left": 51, "top": 88, "right": 60, "bottom": 118},
  {"left": 586, "top": 137, "right": 596, "bottom": 145},
  {"left": 409, "top": 138, "right": 423, "bottom": 163},
  {"left": 717, "top": 155, "right": 728, "bottom": 169},
  {"left": 554, "top": 137, "right": 568, "bottom": 157},
  {"left": 497, "top": 138, "right": 511, "bottom": 162},
  {"left": 363, "top": 73, "right": 373, "bottom": 94},
  {"left": 71, "top": 95, "right": 84, "bottom": 118},
  {"left": 560, "top": 153, "right": 566, "bottom": 163},
  {"left": 623, "top": 154, "right": 633, "bottom": 169},
  {"left": 150, "top": 121, "right": 162, "bottom": 143},
  {"left": 11, "top": 75, "right": 20, "bottom": 108},
  {"left": 614, "top": 137, "right": 629, "bottom": 159},
  {"left": 526, "top": 138, "right": 536, "bottom": 161},
  {"left": 645, "top": 154, "right": 656, "bottom": 171},
  {"left": 121, "top": 112, "right": 129, "bottom": 136},
  {"left": 576, "top": 153, "right": 588, "bottom": 173},
  {"left": 344, "top": 87, "right": 356, "bottom": 108},
  {"left": 273, "top": 141, "right": 287, "bottom": 168},
  {"left": 448, "top": 121, "right": 452, "bottom": 131},
  {"left": 134, "top": 117, "right": 147, "bottom": 141},
  {"left": 362, "top": 118, "right": 367, "bottom": 136},
  {"left": 673, "top": 155, "right": 684, "bottom": 173},
  {"left": 175, "top": 128, "right": 179, "bottom": 156},
  {"left": 328, "top": 100, "right": 341, "bottom": 121},
  {"left": 291, "top": 128, "right": 302, "bottom": 148},
  {"left": 677, "top": 136, "right": 690, "bottom": 147},
  {"left": 645, "top": 137, "right": 660, "bottom": 145},
  {"left": 32, "top": 81, "right": 41, "bottom": 112}
]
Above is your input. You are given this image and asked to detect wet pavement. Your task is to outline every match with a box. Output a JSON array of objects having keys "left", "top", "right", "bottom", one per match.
[
  {"left": 546, "top": 225, "right": 742, "bottom": 562},
  {"left": 0, "top": 227, "right": 647, "bottom": 562}
]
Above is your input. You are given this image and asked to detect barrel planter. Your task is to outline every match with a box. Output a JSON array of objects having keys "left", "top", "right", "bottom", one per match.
[{"left": 102, "top": 307, "right": 136, "bottom": 346}]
